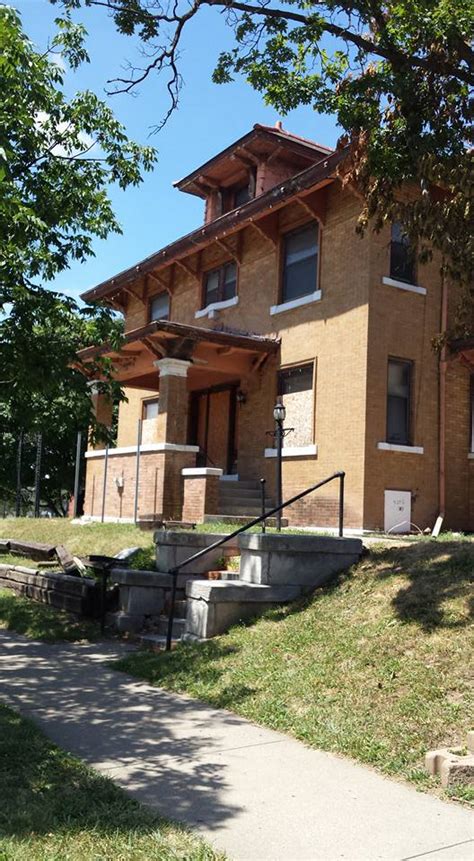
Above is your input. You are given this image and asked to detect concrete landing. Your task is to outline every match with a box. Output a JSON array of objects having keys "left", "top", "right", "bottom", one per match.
[{"left": 0, "top": 631, "right": 472, "bottom": 861}]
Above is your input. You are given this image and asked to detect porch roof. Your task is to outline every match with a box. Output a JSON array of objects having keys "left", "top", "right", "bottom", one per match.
[{"left": 78, "top": 320, "right": 280, "bottom": 388}]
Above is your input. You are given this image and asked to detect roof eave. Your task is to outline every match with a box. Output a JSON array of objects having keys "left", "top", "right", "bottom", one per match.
[{"left": 81, "top": 147, "right": 346, "bottom": 305}]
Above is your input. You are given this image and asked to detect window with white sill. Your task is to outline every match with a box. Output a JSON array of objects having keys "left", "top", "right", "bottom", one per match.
[
  {"left": 282, "top": 222, "right": 319, "bottom": 303},
  {"left": 389, "top": 222, "right": 416, "bottom": 285},
  {"left": 278, "top": 362, "right": 315, "bottom": 446},
  {"left": 202, "top": 261, "right": 237, "bottom": 309},
  {"left": 386, "top": 358, "right": 412, "bottom": 445}
]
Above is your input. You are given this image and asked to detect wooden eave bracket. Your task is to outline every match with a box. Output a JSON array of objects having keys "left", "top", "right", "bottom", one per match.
[
  {"left": 297, "top": 187, "right": 328, "bottom": 225},
  {"left": 122, "top": 281, "right": 147, "bottom": 306},
  {"left": 251, "top": 211, "right": 280, "bottom": 246},
  {"left": 214, "top": 235, "right": 243, "bottom": 264},
  {"left": 147, "top": 270, "right": 173, "bottom": 297},
  {"left": 175, "top": 258, "right": 201, "bottom": 286},
  {"left": 142, "top": 337, "right": 167, "bottom": 360}
]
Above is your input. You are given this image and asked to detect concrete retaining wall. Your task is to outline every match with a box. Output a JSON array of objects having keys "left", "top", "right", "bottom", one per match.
[
  {"left": 155, "top": 530, "right": 240, "bottom": 574},
  {"left": 239, "top": 533, "right": 363, "bottom": 590}
]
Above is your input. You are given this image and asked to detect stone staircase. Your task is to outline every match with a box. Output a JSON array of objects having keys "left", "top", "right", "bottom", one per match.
[{"left": 204, "top": 479, "right": 288, "bottom": 527}]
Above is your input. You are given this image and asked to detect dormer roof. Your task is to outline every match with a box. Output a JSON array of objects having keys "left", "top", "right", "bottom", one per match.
[{"left": 174, "top": 122, "right": 333, "bottom": 199}]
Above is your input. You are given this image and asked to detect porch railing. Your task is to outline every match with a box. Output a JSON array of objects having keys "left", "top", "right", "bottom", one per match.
[{"left": 165, "top": 470, "right": 345, "bottom": 650}]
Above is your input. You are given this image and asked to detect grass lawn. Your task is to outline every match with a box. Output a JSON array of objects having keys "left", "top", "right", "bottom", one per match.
[
  {"left": 0, "top": 518, "right": 156, "bottom": 567},
  {"left": 113, "top": 539, "right": 474, "bottom": 804},
  {"left": 0, "top": 589, "right": 101, "bottom": 642},
  {"left": 0, "top": 703, "right": 222, "bottom": 861}
]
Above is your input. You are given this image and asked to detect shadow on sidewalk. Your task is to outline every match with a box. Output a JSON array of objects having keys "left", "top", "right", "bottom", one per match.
[{"left": 0, "top": 633, "right": 244, "bottom": 833}]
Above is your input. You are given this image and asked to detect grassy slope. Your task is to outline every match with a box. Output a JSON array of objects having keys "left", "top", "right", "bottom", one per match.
[
  {"left": 0, "top": 704, "right": 222, "bottom": 861},
  {"left": 0, "top": 518, "right": 156, "bottom": 564},
  {"left": 0, "top": 589, "right": 101, "bottom": 642},
  {"left": 114, "top": 540, "right": 474, "bottom": 803}
]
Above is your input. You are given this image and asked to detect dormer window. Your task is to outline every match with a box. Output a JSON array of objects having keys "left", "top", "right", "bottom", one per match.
[
  {"left": 221, "top": 170, "right": 256, "bottom": 215},
  {"left": 390, "top": 222, "right": 415, "bottom": 284},
  {"left": 150, "top": 292, "right": 170, "bottom": 321},
  {"left": 203, "top": 261, "right": 237, "bottom": 308}
]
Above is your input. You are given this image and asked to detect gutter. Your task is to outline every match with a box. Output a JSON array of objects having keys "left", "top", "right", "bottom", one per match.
[{"left": 433, "top": 271, "right": 448, "bottom": 537}]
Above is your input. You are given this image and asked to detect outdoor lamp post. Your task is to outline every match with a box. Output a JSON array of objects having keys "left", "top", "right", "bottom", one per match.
[{"left": 273, "top": 398, "right": 286, "bottom": 532}]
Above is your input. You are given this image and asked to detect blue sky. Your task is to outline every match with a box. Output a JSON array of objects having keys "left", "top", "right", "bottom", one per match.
[{"left": 16, "top": 0, "right": 339, "bottom": 301}]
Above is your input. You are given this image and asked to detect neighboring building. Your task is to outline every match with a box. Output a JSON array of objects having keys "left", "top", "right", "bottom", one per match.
[{"left": 79, "top": 123, "right": 474, "bottom": 532}]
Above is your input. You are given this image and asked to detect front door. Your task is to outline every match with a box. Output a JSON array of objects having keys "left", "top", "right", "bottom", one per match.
[{"left": 189, "top": 384, "right": 238, "bottom": 473}]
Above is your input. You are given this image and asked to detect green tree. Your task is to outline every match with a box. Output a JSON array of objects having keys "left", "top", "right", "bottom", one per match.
[
  {"left": 0, "top": 6, "right": 156, "bottom": 511},
  {"left": 57, "top": 0, "right": 473, "bottom": 333}
]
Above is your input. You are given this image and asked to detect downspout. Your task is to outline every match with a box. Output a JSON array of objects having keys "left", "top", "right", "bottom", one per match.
[{"left": 433, "top": 271, "right": 448, "bottom": 536}]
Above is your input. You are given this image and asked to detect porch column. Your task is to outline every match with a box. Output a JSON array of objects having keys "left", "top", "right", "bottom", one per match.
[
  {"left": 154, "top": 358, "right": 191, "bottom": 444},
  {"left": 151, "top": 358, "right": 195, "bottom": 521}
]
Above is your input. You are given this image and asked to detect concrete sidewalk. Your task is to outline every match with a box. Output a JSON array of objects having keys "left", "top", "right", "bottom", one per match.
[{"left": 0, "top": 631, "right": 472, "bottom": 861}]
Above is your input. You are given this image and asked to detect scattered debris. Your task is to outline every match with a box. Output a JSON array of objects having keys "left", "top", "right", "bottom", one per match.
[
  {"left": 9, "top": 540, "right": 56, "bottom": 561},
  {"left": 55, "top": 544, "right": 82, "bottom": 577},
  {"left": 113, "top": 547, "right": 141, "bottom": 562},
  {"left": 425, "top": 733, "right": 474, "bottom": 787}
]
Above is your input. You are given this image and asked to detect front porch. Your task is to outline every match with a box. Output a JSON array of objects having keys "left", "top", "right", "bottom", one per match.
[{"left": 80, "top": 320, "right": 280, "bottom": 523}]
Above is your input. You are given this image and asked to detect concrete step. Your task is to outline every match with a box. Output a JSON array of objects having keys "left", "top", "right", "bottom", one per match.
[
  {"left": 205, "top": 514, "right": 288, "bottom": 528},
  {"left": 219, "top": 486, "right": 272, "bottom": 499},
  {"left": 137, "top": 633, "right": 179, "bottom": 651},
  {"left": 157, "top": 616, "right": 186, "bottom": 637},
  {"left": 220, "top": 480, "right": 260, "bottom": 490},
  {"left": 219, "top": 505, "right": 277, "bottom": 517},
  {"left": 218, "top": 501, "right": 276, "bottom": 513},
  {"left": 174, "top": 599, "right": 187, "bottom": 616}
]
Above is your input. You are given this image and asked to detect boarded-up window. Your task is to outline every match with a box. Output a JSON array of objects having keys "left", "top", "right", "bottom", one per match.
[{"left": 278, "top": 363, "right": 314, "bottom": 445}]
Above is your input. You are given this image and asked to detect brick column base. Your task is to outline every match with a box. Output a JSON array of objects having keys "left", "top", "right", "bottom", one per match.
[{"left": 182, "top": 468, "right": 223, "bottom": 523}]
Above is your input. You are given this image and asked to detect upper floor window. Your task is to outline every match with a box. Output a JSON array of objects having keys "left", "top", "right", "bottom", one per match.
[
  {"left": 390, "top": 222, "right": 415, "bottom": 284},
  {"left": 142, "top": 398, "right": 159, "bottom": 420},
  {"left": 150, "top": 292, "right": 169, "bottom": 321},
  {"left": 282, "top": 222, "right": 319, "bottom": 304},
  {"left": 387, "top": 358, "right": 412, "bottom": 445},
  {"left": 203, "top": 261, "right": 237, "bottom": 308}
]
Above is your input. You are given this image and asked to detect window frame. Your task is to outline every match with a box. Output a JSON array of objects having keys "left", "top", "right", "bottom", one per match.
[
  {"left": 389, "top": 222, "right": 416, "bottom": 285},
  {"left": 386, "top": 357, "right": 413, "bottom": 446},
  {"left": 142, "top": 397, "right": 160, "bottom": 420},
  {"left": 279, "top": 219, "right": 321, "bottom": 306},
  {"left": 148, "top": 291, "right": 170, "bottom": 323},
  {"left": 277, "top": 359, "right": 317, "bottom": 445},
  {"left": 201, "top": 259, "right": 238, "bottom": 309}
]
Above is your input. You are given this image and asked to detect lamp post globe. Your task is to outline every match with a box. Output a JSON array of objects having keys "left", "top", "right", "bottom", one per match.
[{"left": 273, "top": 400, "right": 286, "bottom": 423}]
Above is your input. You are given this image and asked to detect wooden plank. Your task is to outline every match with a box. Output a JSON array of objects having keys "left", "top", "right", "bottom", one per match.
[
  {"left": 55, "top": 545, "right": 81, "bottom": 577},
  {"left": 9, "top": 540, "right": 56, "bottom": 561},
  {"left": 0, "top": 539, "right": 10, "bottom": 553}
]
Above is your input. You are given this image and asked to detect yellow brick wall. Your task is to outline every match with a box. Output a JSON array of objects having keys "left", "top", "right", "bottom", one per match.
[
  {"left": 116, "top": 387, "right": 160, "bottom": 447},
  {"left": 84, "top": 179, "right": 473, "bottom": 531}
]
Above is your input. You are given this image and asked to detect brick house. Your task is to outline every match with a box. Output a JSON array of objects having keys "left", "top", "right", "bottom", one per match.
[{"left": 79, "top": 123, "right": 474, "bottom": 533}]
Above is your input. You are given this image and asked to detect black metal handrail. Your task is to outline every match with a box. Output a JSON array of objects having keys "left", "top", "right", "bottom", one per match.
[{"left": 165, "top": 470, "right": 345, "bottom": 650}]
